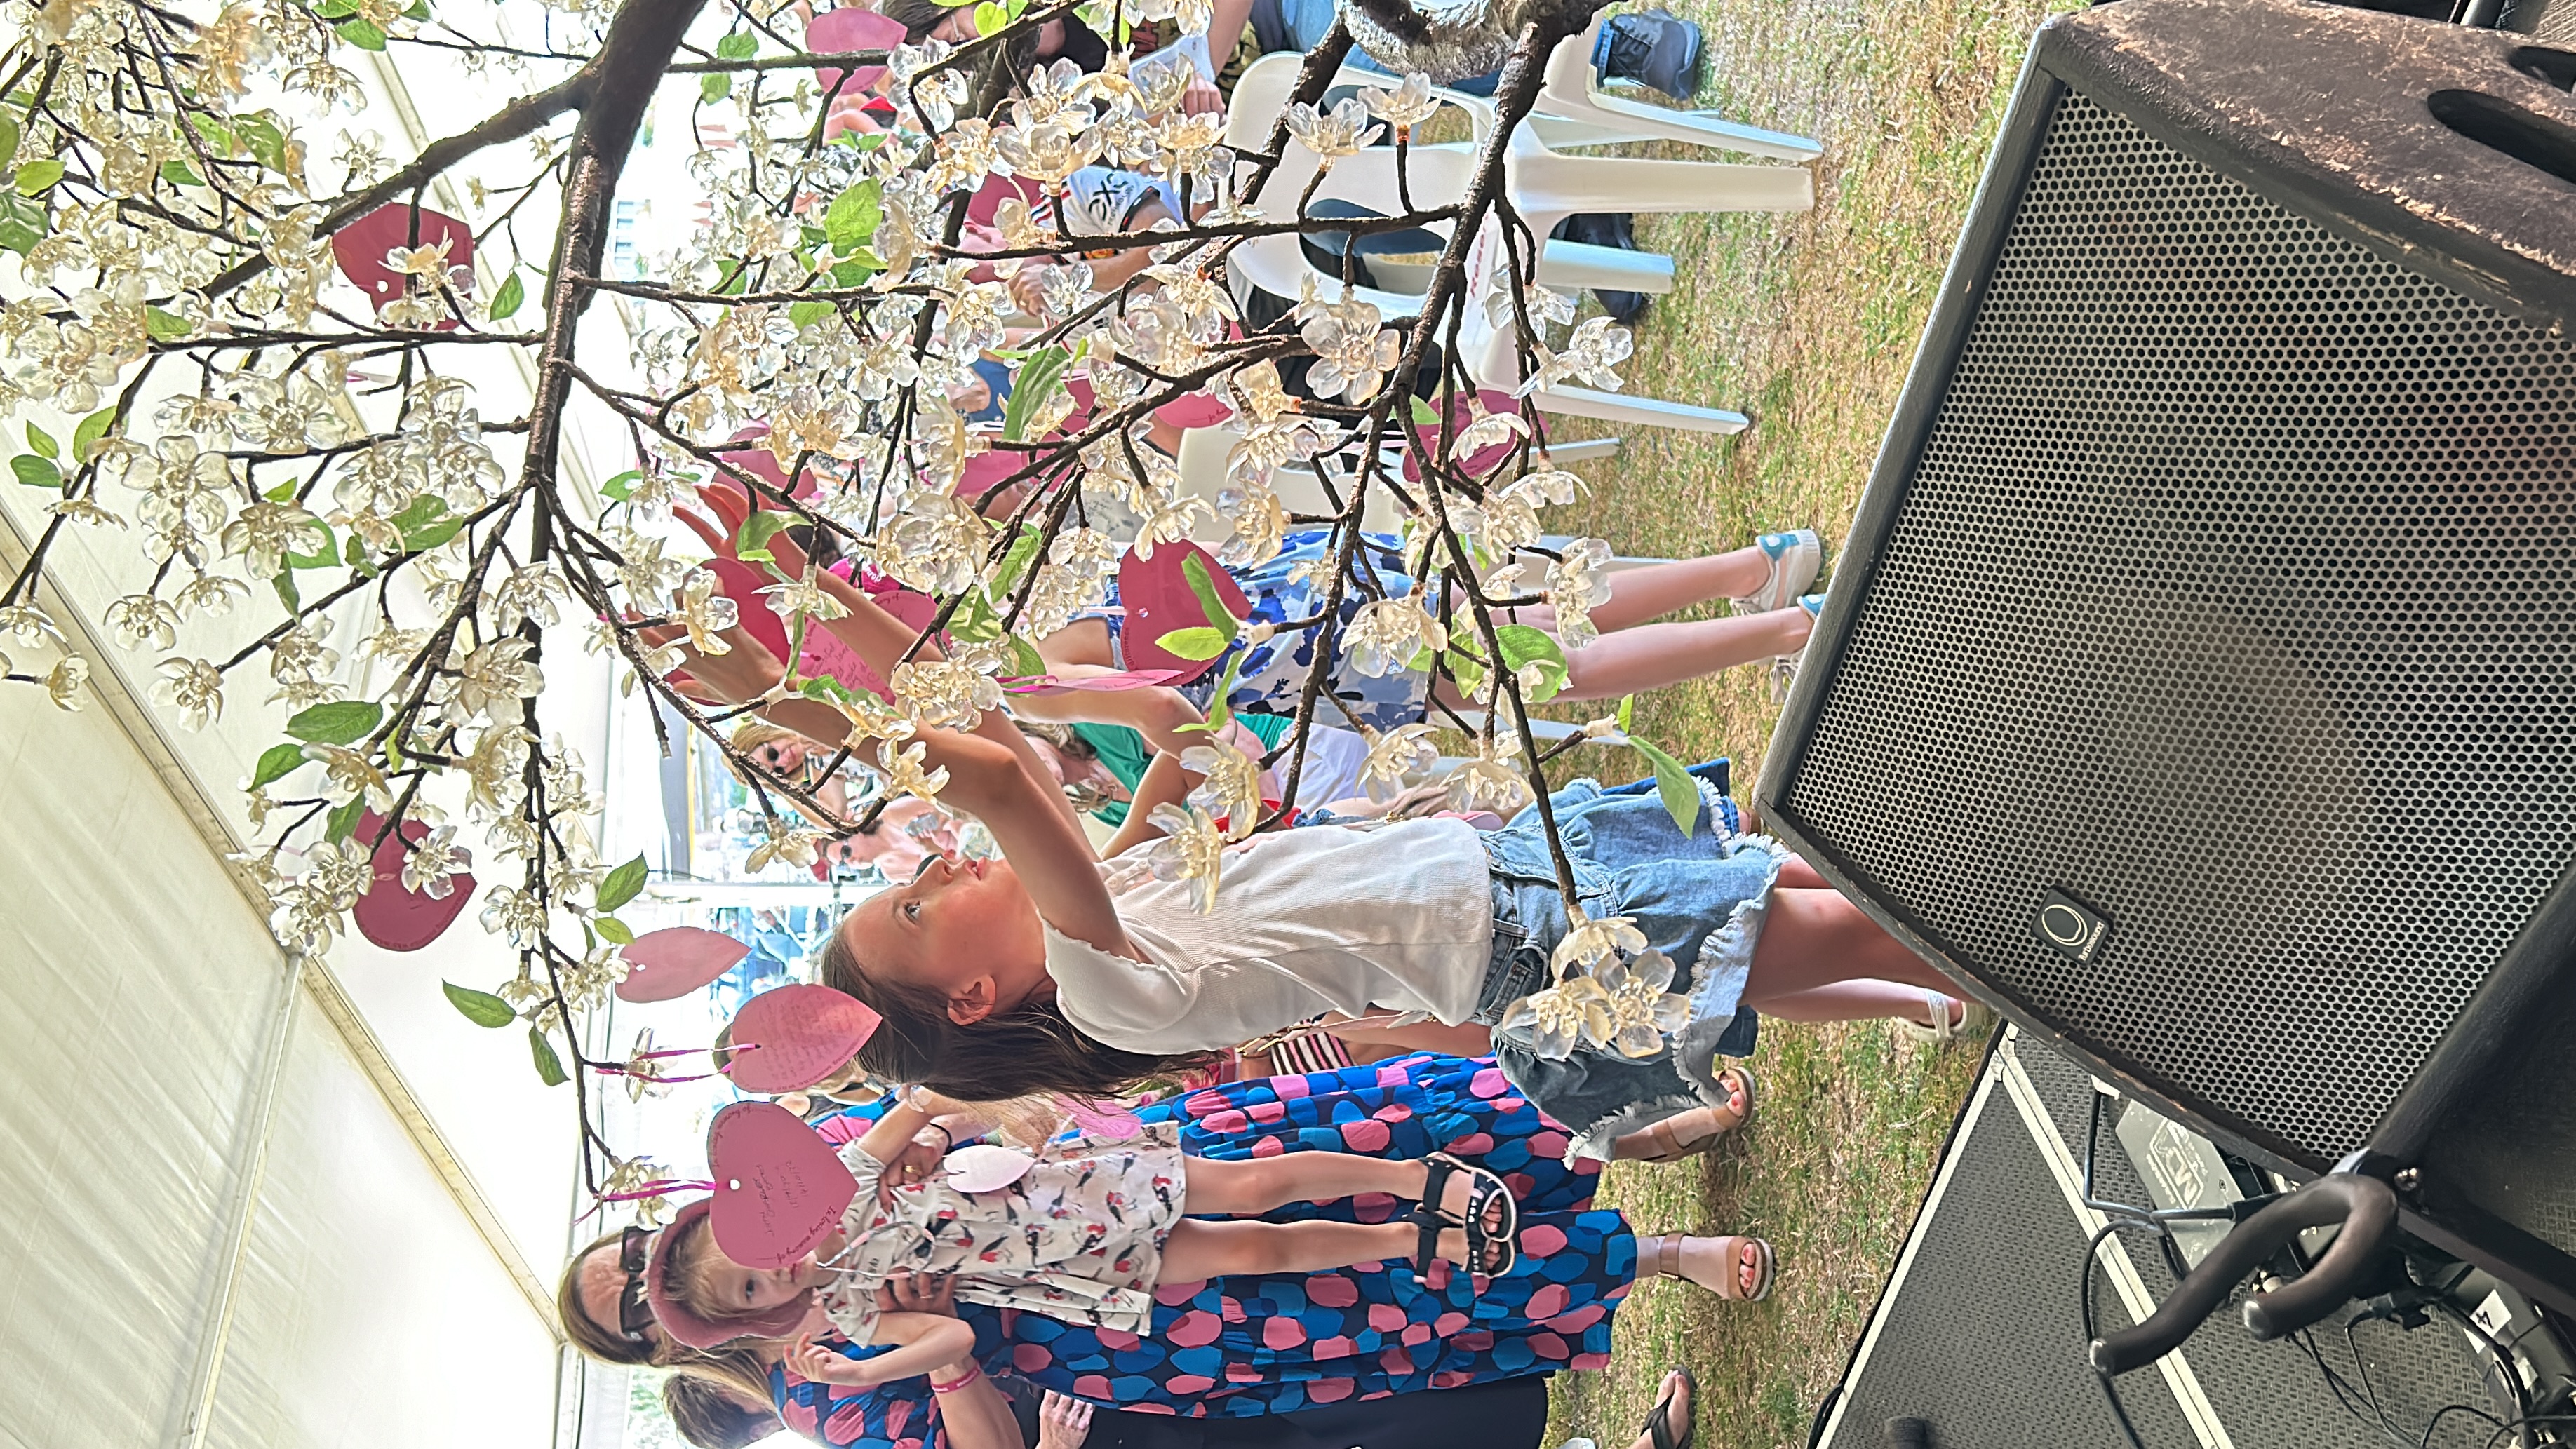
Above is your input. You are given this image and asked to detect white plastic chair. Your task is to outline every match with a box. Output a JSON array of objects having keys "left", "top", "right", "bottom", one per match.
[{"left": 1536, "top": 13, "right": 1825, "bottom": 162}]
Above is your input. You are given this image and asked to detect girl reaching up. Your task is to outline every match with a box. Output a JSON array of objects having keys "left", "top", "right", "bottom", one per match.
[
  {"left": 651, "top": 554, "right": 1975, "bottom": 1163},
  {"left": 648, "top": 1087, "right": 1522, "bottom": 1363}
]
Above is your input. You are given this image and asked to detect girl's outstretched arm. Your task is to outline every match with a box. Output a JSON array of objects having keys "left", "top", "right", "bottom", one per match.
[{"left": 785, "top": 1314, "right": 977, "bottom": 1387}]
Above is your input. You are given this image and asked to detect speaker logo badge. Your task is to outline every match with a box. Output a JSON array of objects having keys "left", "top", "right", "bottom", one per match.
[{"left": 2033, "top": 889, "right": 2110, "bottom": 963}]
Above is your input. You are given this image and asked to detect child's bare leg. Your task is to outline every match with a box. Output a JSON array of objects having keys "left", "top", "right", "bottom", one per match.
[
  {"left": 1743, "top": 887, "right": 1957, "bottom": 1002},
  {"left": 1182, "top": 1155, "right": 1510, "bottom": 1236},
  {"left": 1747, "top": 980, "right": 1964, "bottom": 1028},
  {"left": 1323, "top": 1017, "right": 1494, "bottom": 1058},
  {"left": 1160, "top": 1218, "right": 1463, "bottom": 1279},
  {"left": 1455, "top": 549, "right": 1771, "bottom": 635},
  {"left": 1036, "top": 618, "right": 1118, "bottom": 670},
  {"left": 1554, "top": 609, "right": 1811, "bottom": 700}
]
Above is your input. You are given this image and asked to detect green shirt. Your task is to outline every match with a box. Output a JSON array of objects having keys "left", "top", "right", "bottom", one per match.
[{"left": 1069, "top": 714, "right": 1292, "bottom": 825}]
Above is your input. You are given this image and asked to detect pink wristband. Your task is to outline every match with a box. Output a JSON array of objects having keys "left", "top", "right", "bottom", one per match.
[{"left": 930, "top": 1366, "right": 982, "bottom": 1395}]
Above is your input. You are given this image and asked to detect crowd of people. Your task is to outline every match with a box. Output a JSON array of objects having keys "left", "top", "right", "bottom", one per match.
[{"left": 560, "top": 6, "right": 1994, "bottom": 1446}]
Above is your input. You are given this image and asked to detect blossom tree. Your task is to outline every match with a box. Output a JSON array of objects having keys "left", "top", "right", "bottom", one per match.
[{"left": 0, "top": 0, "right": 1688, "bottom": 1208}]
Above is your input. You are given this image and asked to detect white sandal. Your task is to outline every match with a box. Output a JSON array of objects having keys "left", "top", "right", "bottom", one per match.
[{"left": 1896, "top": 989, "right": 1990, "bottom": 1044}]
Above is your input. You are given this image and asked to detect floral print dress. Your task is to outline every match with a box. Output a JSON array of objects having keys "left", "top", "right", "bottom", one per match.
[
  {"left": 1098, "top": 529, "right": 1435, "bottom": 733},
  {"left": 820, "top": 1127, "right": 1190, "bottom": 1342},
  {"left": 775, "top": 1053, "right": 1637, "bottom": 1448}
]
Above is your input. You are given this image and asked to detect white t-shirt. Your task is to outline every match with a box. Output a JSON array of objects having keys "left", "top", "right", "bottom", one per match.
[{"left": 1047, "top": 816, "right": 1495, "bottom": 1055}]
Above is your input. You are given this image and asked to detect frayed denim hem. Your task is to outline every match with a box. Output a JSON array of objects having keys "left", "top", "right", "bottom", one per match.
[{"left": 1562, "top": 1093, "right": 1710, "bottom": 1164}]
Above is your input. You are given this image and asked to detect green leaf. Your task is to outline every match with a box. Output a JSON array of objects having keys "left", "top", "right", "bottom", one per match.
[
  {"left": 1628, "top": 736, "right": 1700, "bottom": 840},
  {"left": 973, "top": 0, "right": 1007, "bottom": 34},
  {"left": 528, "top": 1025, "right": 568, "bottom": 1085},
  {"left": 403, "top": 0, "right": 431, "bottom": 18},
  {"left": 1007, "top": 633, "right": 1046, "bottom": 679},
  {"left": 283, "top": 520, "right": 340, "bottom": 572},
  {"left": 1001, "top": 345, "right": 1071, "bottom": 443},
  {"left": 596, "top": 852, "right": 650, "bottom": 912},
  {"left": 829, "top": 256, "right": 879, "bottom": 288},
  {"left": 13, "top": 159, "right": 63, "bottom": 196},
  {"left": 598, "top": 469, "right": 643, "bottom": 503},
  {"left": 593, "top": 914, "right": 636, "bottom": 946},
  {"left": 335, "top": 16, "right": 388, "bottom": 48},
  {"left": 24, "top": 422, "right": 55, "bottom": 459},
  {"left": 11, "top": 454, "right": 59, "bottom": 490},
  {"left": 990, "top": 523, "right": 1045, "bottom": 600},
  {"left": 1494, "top": 623, "right": 1568, "bottom": 701},
  {"left": 1407, "top": 396, "right": 1439, "bottom": 427},
  {"left": 145, "top": 306, "right": 190, "bottom": 342},
  {"left": 716, "top": 29, "right": 759, "bottom": 58},
  {"left": 324, "top": 795, "right": 364, "bottom": 842},
  {"left": 0, "top": 192, "right": 48, "bottom": 256},
  {"left": 1154, "top": 626, "right": 1232, "bottom": 661},
  {"left": 264, "top": 478, "right": 298, "bottom": 503},
  {"left": 235, "top": 114, "right": 291, "bottom": 174},
  {"left": 271, "top": 568, "right": 299, "bottom": 612},
  {"left": 72, "top": 406, "right": 114, "bottom": 462},
  {"left": 1202, "top": 645, "right": 1248, "bottom": 738},
  {"left": 443, "top": 980, "right": 517, "bottom": 1029},
  {"left": 1616, "top": 694, "right": 1634, "bottom": 734},
  {"left": 822, "top": 179, "right": 882, "bottom": 255},
  {"left": 487, "top": 270, "right": 524, "bottom": 321},
  {"left": 286, "top": 699, "right": 383, "bottom": 745},
  {"left": 1442, "top": 646, "right": 1487, "bottom": 698},
  {"left": 249, "top": 741, "right": 309, "bottom": 790},
  {"left": 1180, "top": 553, "right": 1240, "bottom": 639},
  {"left": 736, "top": 511, "right": 793, "bottom": 559},
  {"left": 714, "top": 258, "right": 749, "bottom": 295},
  {"left": 945, "top": 584, "right": 1005, "bottom": 644},
  {"left": 0, "top": 114, "right": 19, "bottom": 170},
  {"left": 788, "top": 299, "right": 834, "bottom": 330},
  {"left": 401, "top": 518, "right": 462, "bottom": 553},
  {"left": 700, "top": 72, "right": 733, "bottom": 104},
  {"left": 313, "top": 0, "right": 359, "bottom": 17},
  {"left": 158, "top": 159, "right": 204, "bottom": 188}
]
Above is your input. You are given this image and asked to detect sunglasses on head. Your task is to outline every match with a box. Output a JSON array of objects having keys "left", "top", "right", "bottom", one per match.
[{"left": 617, "top": 1225, "right": 656, "bottom": 1342}]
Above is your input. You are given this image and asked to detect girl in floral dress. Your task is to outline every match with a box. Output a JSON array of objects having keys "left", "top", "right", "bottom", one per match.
[{"left": 655, "top": 1086, "right": 1524, "bottom": 1362}]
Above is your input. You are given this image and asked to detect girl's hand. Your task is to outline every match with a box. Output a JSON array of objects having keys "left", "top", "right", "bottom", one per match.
[
  {"left": 876, "top": 1126, "right": 951, "bottom": 1207},
  {"left": 633, "top": 614, "right": 786, "bottom": 707},
  {"left": 1008, "top": 263, "right": 1053, "bottom": 317},
  {"left": 878, "top": 1270, "right": 960, "bottom": 1318},
  {"left": 1038, "top": 1392, "right": 1096, "bottom": 1449},
  {"left": 786, "top": 1335, "right": 878, "bottom": 1387}
]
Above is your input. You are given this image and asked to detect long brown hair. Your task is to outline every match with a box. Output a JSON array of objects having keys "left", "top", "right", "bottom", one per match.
[
  {"left": 818, "top": 926, "right": 1221, "bottom": 1100},
  {"left": 664, "top": 1368, "right": 785, "bottom": 1449}
]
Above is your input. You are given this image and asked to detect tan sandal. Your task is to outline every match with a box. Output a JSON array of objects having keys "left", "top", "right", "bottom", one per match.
[
  {"left": 1627, "top": 1065, "right": 1757, "bottom": 1163},
  {"left": 1646, "top": 1233, "right": 1776, "bottom": 1302}
]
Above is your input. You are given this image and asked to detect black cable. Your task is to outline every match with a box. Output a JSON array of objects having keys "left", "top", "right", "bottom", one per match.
[
  {"left": 2081, "top": 1216, "right": 2156, "bottom": 1449},
  {"left": 2476, "top": 1413, "right": 2576, "bottom": 1449},
  {"left": 2415, "top": 1402, "right": 2507, "bottom": 1449}
]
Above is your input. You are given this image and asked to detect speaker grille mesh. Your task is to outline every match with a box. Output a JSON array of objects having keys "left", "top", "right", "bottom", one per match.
[{"left": 1783, "top": 93, "right": 2576, "bottom": 1166}]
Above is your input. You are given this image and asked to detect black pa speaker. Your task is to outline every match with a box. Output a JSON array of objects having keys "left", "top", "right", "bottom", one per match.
[
  {"left": 1811, "top": 1030, "right": 2507, "bottom": 1449},
  {"left": 1756, "top": 0, "right": 2576, "bottom": 1312}
]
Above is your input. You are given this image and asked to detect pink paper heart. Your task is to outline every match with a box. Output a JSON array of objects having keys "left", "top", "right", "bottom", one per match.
[
  {"left": 1402, "top": 389, "right": 1541, "bottom": 483},
  {"left": 943, "top": 1143, "right": 1038, "bottom": 1194},
  {"left": 615, "top": 926, "right": 751, "bottom": 1002},
  {"left": 806, "top": 6, "right": 904, "bottom": 100},
  {"left": 725, "top": 983, "right": 883, "bottom": 1093},
  {"left": 708, "top": 1100, "right": 859, "bottom": 1269},
  {"left": 330, "top": 205, "right": 474, "bottom": 330},
  {"left": 1155, "top": 392, "right": 1234, "bottom": 431},
  {"left": 351, "top": 811, "right": 476, "bottom": 952},
  {"left": 718, "top": 424, "right": 821, "bottom": 502},
  {"left": 1116, "top": 542, "right": 1252, "bottom": 686},
  {"left": 798, "top": 626, "right": 892, "bottom": 701}
]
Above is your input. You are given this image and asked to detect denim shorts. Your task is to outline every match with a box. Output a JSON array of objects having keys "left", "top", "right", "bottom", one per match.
[{"left": 1469, "top": 760, "right": 1785, "bottom": 1161}]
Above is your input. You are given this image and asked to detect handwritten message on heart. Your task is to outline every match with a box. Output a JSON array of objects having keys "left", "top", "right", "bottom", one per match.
[
  {"left": 708, "top": 1101, "right": 859, "bottom": 1269},
  {"left": 615, "top": 926, "right": 751, "bottom": 1003},
  {"left": 724, "top": 983, "right": 883, "bottom": 1093}
]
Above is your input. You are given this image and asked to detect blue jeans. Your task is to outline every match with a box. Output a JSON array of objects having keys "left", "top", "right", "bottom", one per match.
[{"left": 1471, "top": 760, "right": 1784, "bottom": 1160}]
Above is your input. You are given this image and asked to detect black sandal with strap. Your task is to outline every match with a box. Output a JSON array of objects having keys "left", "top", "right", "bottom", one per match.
[
  {"left": 1408, "top": 1153, "right": 1519, "bottom": 1284},
  {"left": 1639, "top": 1368, "right": 1697, "bottom": 1449}
]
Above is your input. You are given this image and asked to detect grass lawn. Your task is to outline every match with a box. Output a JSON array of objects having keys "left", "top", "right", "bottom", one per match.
[{"left": 1529, "top": 0, "right": 2079, "bottom": 1443}]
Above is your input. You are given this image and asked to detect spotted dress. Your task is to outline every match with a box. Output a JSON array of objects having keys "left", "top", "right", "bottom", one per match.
[
  {"left": 773, "top": 1053, "right": 1637, "bottom": 1448},
  {"left": 1096, "top": 529, "right": 1435, "bottom": 733},
  {"left": 819, "top": 1129, "right": 1190, "bottom": 1343}
]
